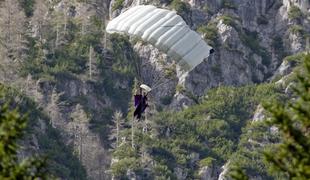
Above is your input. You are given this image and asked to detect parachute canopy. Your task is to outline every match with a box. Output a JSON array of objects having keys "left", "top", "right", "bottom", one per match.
[{"left": 106, "top": 5, "right": 214, "bottom": 70}]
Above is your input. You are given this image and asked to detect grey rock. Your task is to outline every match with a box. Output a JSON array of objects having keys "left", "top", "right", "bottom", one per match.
[
  {"left": 252, "top": 104, "right": 265, "bottom": 122},
  {"left": 174, "top": 167, "right": 188, "bottom": 180},
  {"left": 199, "top": 166, "right": 215, "bottom": 180}
]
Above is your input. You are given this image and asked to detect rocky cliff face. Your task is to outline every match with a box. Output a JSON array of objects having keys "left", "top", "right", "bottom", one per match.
[
  {"left": 0, "top": 0, "right": 113, "bottom": 179},
  {"left": 107, "top": 0, "right": 309, "bottom": 179},
  {"left": 34, "top": 77, "right": 111, "bottom": 180},
  {"left": 0, "top": 0, "right": 309, "bottom": 179},
  {"left": 110, "top": 0, "right": 310, "bottom": 110}
]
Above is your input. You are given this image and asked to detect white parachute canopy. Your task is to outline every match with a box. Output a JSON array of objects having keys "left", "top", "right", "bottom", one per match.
[{"left": 106, "top": 5, "right": 214, "bottom": 70}]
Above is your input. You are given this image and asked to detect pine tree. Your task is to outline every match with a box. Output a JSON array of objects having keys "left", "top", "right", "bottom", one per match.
[
  {"left": 0, "top": 100, "right": 49, "bottom": 178},
  {"left": 264, "top": 54, "right": 310, "bottom": 179},
  {"left": 111, "top": 111, "right": 124, "bottom": 148}
]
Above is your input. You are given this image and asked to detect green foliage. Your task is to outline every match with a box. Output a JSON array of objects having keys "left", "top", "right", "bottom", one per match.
[
  {"left": 229, "top": 121, "right": 281, "bottom": 180},
  {"left": 107, "top": 34, "right": 136, "bottom": 77},
  {"left": 111, "top": 143, "right": 142, "bottom": 178},
  {"left": 264, "top": 54, "right": 310, "bottom": 179},
  {"left": 21, "top": 11, "right": 104, "bottom": 79},
  {"left": 0, "top": 84, "right": 87, "bottom": 179},
  {"left": 221, "top": 0, "right": 237, "bottom": 10},
  {"left": 175, "top": 84, "right": 185, "bottom": 93},
  {"left": 164, "top": 64, "right": 177, "bottom": 78},
  {"left": 89, "top": 107, "right": 114, "bottom": 147},
  {"left": 199, "top": 157, "right": 215, "bottom": 167},
  {"left": 171, "top": 0, "right": 190, "bottom": 15},
  {"left": 91, "top": 34, "right": 138, "bottom": 144},
  {"left": 289, "top": 25, "right": 304, "bottom": 35},
  {"left": 230, "top": 54, "right": 310, "bottom": 180},
  {"left": 0, "top": 90, "right": 48, "bottom": 179},
  {"left": 152, "top": 163, "right": 174, "bottom": 179},
  {"left": 239, "top": 29, "right": 271, "bottom": 66},
  {"left": 111, "top": 157, "right": 141, "bottom": 177},
  {"left": 38, "top": 127, "right": 87, "bottom": 179},
  {"left": 202, "top": 5, "right": 213, "bottom": 15},
  {"left": 98, "top": 34, "right": 136, "bottom": 111},
  {"left": 111, "top": 82, "right": 284, "bottom": 179},
  {"left": 284, "top": 52, "right": 306, "bottom": 64},
  {"left": 239, "top": 30, "right": 259, "bottom": 51},
  {"left": 288, "top": 5, "right": 303, "bottom": 20},
  {"left": 219, "top": 15, "right": 236, "bottom": 27},
  {"left": 112, "top": 0, "right": 124, "bottom": 11},
  {"left": 230, "top": 167, "right": 249, "bottom": 180},
  {"left": 18, "top": 0, "right": 35, "bottom": 17},
  {"left": 197, "top": 23, "right": 219, "bottom": 47}
]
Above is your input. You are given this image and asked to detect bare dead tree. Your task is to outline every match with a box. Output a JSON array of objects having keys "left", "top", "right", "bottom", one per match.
[
  {"left": 111, "top": 110, "right": 124, "bottom": 147},
  {"left": 0, "top": 0, "right": 26, "bottom": 61}
]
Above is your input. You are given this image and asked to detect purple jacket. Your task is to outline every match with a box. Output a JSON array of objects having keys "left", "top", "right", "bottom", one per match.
[{"left": 134, "top": 95, "right": 142, "bottom": 107}]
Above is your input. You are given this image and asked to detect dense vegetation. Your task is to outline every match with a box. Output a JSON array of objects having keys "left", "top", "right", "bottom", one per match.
[
  {"left": 197, "top": 22, "right": 219, "bottom": 47},
  {"left": 230, "top": 53, "right": 310, "bottom": 180},
  {"left": 1, "top": 0, "right": 309, "bottom": 179},
  {"left": 110, "top": 83, "right": 285, "bottom": 179},
  {"left": 0, "top": 84, "right": 87, "bottom": 179},
  {"left": 110, "top": 54, "right": 309, "bottom": 179},
  {"left": 18, "top": 0, "right": 35, "bottom": 17},
  {"left": 0, "top": 92, "right": 48, "bottom": 179},
  {"left": 264, "top": 54, "right": 310, "bottom": 179},
  {"left": 19, "top": 4, "right": 138, "bottom": 146}
]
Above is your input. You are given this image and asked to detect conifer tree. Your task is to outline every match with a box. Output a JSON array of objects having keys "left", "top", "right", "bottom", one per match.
[
  {"left": 0, "top": 99, "right": 49, "bottom": 178},
  {"left": 264, "top": 54, "right": 310, "bottom": 179}
]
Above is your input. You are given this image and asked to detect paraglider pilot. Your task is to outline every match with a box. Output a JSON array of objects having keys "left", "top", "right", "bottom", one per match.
[{"left": 134, "top": 87, "right": 149, "bottom": 120}]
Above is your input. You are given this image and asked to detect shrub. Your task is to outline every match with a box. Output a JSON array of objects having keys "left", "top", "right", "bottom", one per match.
[
  {"left": 0, "top": 84, "right": 87, "bottom": 179},
  {"left": 171, "top": 0, "right": 190, "bottom": 15},
  {"left": 264, "top": 54, "right": 310, "bottom": 179},
  {"left": 199, "top": 157, "right": 216, "bottom": 167},
  {"left": 111, "top": 157, "right": 141, "bottom": 177},
  {"left": 284, "top": 52, "right": 306, "bottom": 63},
  {"left": 288, "top": 5, "right": 303, "bottom": 20},
  {"left": 202, "top": 5, "right": 213, "bottom": 14},
  {"left": 221, "top": 0, "right": 237, "bottom": 10},
  {"left": 219, "top": 15, "right": 236, "bottom": 27},
  {"left": 197, "top": 23, "right": 219, "bottom": 47},
  {"left": 112, "top": 0, "right": 124, "bottom": 11},
  {"left": 18, "top": 0, "right": 35, "bottom": 17},
  {"left": 175, "top": 84, "right": 185, "bottom": 93},
  {"left": 289, "top": 25, "right": 304, "bottom": 35},
  {"left": 239, "top": 29, "right": 271, "bottom": 66}
]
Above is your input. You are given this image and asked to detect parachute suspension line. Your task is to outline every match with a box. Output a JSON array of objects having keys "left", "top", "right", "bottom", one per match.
[
  {"left": 146, "top": 60, "right": 180, "bottom": 91},
  {"left": 151, "top": 73, "right": 168, "bottom": 89},
  {"left": 141, "top": 61, "right": 165, "bottom": 88},
  {"left": 130, "top": 50, "right": 142, "bottom": 82},
  {"left": 131, "top": 116, "right": 135, "bottom": 149},
  {"left": 151, "top": 80, "right": 172, "bottom": 91},
  {"left": 135, "top": 54, "right": 142, "bottom": 82},
  {"left": 104, "top": 17, "right": 108, "bottom": 49}
]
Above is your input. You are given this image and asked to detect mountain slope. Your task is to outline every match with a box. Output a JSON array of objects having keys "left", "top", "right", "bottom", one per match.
[{"left": 0, "top": 0, "right": 309, "bottom": 179}]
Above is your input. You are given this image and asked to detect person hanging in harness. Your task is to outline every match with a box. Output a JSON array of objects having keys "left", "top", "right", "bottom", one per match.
[{"left": 134, "top": 84, "right": 151, "bottom": 119}]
